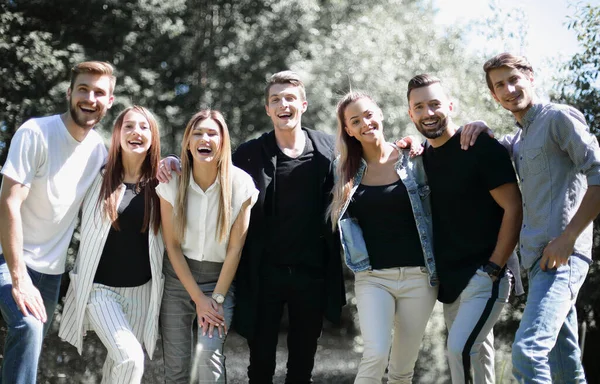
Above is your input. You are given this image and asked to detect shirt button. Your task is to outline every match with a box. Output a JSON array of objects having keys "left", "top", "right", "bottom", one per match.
[
  {"left": 520, "top": 156, "right": 523, "bottom": 160},
  {"left": 521, "top": 244, "right": 523, "bottom": 248}
]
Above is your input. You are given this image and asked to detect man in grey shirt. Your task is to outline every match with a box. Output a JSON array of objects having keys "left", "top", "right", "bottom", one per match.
[{"left": 464, "top": 52, "right": 600, "bottom": 383}]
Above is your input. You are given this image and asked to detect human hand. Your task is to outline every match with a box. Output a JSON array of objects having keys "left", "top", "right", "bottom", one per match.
[
  {"left": 540, "top": 234, "right": 575, "bottom": 271},
  {"left": 195, "top": 295, "right": 225, "bottom": 338},
  {"left": 12, "top": 275, "right": 47, "bottom": 323},
  {"left": 200, "top": 302, "right": 228, "bottom": 339},
  {"left": 460, "top": 120, "right": 494, "bottom": 150},
  {"left": 157, "top": 156, "right": 182, "bottom": 183},
  {"left": 395, "top": 136, "right": 423, "bottom": 157}
]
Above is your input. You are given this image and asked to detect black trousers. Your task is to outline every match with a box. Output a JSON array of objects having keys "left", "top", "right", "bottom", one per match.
[{"left": 247, "top": 265, "right": 326, "bottom": 384}]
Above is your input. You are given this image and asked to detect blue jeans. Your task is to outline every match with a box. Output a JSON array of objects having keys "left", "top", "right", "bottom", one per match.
[
  {"left": 512, "top": 255, "right": 589, "bottom": 384},
  {"left": 0, "top": 254, "right": 62, "bottom": 384}
]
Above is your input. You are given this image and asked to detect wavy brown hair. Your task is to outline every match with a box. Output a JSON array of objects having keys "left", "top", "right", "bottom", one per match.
[
  {"left": 175, "top": 110, "right": 232, "bottom": 244},
  {"left": 98, "top": 105, "right": 161, "bottom": 234},
  {"left": 483, "top": 52, "right": 534, "bottom": 92},
  {"left": 329, "top": 91, "right": 379, "bottom": 229}
]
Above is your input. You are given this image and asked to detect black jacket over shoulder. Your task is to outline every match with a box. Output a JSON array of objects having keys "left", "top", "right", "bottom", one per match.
[{"left": 231, "top": 127, "right": 346, "bottom": 341}]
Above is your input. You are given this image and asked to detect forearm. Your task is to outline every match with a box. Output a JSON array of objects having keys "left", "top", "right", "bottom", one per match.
[
  {"left": 489, "top": 205, "right": 522, "bottom": 267},
  {"left": 214, "top": 248, "right": 242, "bottom": 297},
  {"left": 214, "top": 200, "right": 251, "bottom": 296},
  {"left": 0, "top": 201, "right": 27, "bottom": 281},
  {"left": 562, "top": 185, "right": 600, "bottom": 242}
]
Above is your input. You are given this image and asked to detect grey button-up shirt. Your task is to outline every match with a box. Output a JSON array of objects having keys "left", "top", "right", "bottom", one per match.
[{"left": 499, "top": 103, "right": 600, "bottom": 270}]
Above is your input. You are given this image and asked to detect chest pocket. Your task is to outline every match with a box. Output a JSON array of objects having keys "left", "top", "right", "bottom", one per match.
[{"left": 524, "top": 147, "right": 548, "bottom": 175}]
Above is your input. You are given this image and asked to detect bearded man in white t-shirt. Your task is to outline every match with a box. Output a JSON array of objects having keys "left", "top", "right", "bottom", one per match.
[{"left": 0, "top": 61, "right": 115, "bottom": 384}]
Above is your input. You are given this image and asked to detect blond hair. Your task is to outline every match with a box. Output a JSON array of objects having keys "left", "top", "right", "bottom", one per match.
[
  {"left": 70, "top": 61, "right": 116, "bottom": 93},
  {"left": 328, "top": 91, "right": 379, "bottom": 229},
  {"left": 175, "top": 110, "right": 232, "bottom": 243}
]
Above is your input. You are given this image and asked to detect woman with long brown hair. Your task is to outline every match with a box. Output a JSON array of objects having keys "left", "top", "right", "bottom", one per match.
[
  {"left": 59, "top": 105, "right": 164, "bottom": 383},
  {"left": 157, "top": 109, "right": 257, "bottom": 383}
]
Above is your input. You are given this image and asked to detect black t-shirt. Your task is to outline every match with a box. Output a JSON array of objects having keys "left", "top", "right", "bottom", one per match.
[
  {"left": 423, "top": 128, "right": 517, "bottom": 303},
  {"left": 94, "top": 183, "right": 151, "bottom": 287},
  {"left": 265, "top": 133, "right": 325, "bottom": 270},
  {"left": 348, "top": 179, "right": 425, "bottom": 269}
]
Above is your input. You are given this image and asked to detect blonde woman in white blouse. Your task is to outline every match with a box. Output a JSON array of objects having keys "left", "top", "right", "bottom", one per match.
[{"left": 156, "top": 109, "right": 258, "bottom": 383}]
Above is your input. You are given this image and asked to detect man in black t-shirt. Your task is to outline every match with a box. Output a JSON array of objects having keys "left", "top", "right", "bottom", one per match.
[
  {"left": 231, "top": 71, "right": 345, "bottom": 384},
  {"left": 407, "top": 74, "right": 523, "bottom": 384}
]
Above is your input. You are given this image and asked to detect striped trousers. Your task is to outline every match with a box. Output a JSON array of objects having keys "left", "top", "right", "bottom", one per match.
[
  {"left": 443, "top": 268, "right": 512, "bottom": 384},
  {"left": 86, "top": 281, "right": 151, "bottom": 384}
]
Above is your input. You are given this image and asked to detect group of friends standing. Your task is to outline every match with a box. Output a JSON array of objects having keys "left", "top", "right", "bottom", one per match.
[{"left": 0, "top": 52, "right": 598, "bottom": 384}]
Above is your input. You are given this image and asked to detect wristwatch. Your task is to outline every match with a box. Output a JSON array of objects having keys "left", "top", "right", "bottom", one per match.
[
  {"left": 482, "top": 261, "right": 502, "bottom": 282},
  {"left": 211, "top": 293, "right": 225, "bottom": 304}
]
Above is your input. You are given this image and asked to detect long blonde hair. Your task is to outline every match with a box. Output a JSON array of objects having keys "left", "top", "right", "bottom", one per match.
[
  {"left": 329, "top": 91, "right": 378, "bottom": 229},
  {"left": 175, "top": 110, "right": 232, "bottom": 243}
]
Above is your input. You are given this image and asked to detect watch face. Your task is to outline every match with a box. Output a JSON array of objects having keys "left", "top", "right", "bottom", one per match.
[{"left": 212, "top": 294, "right": 225, "bottom": 304}]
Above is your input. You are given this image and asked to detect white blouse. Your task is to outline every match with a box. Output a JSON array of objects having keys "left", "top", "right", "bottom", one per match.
[{"left": 156, "top": 166, "right": 258, "bottom": 262}]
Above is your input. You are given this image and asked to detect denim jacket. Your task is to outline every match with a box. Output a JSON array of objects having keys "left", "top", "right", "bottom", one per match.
[{"left": 336, "top": 146, "right": 438, "bottom": 287}]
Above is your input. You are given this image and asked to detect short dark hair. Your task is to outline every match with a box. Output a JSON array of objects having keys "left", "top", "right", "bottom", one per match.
[
  {"left": 483, "top": 53, "right": 533, "bottom": 92},
  {"left": 264, "top": 70, "right": 306, "bottom": 105},
  {"left": 70, "top": 61, "right": 116, "bottom": 94},
  {"left": 407, "top": 74, "right": 442, "bottom": 102}
]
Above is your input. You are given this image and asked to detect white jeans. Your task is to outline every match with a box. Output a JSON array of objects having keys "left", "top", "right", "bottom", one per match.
[
  {"left": 86, "top": 281, "right": 151, "bottom": 384},
  {"left": 354, "top": 267, "right": 438, "bottom": 384},
  {"left": 443, "top": 269, "right": 512, "bottom": 384}
]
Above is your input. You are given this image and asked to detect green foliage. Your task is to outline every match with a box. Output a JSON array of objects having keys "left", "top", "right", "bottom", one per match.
[
  {"left": 556, "top": 3, "right": 600, "bottom": 133},
  {"left": 292, "top": 0, "right": 516, "bottom": 142},
  {"left": 0, "top": 2, "right": 82, "bottom": 164}
]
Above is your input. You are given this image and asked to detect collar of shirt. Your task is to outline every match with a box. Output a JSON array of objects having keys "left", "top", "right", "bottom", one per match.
[
  {"left": 188, "top": 171, "right": 220, "bottom": 195},
  {"left": 515, "top": 103, "right": 543, "bottom": 131}
]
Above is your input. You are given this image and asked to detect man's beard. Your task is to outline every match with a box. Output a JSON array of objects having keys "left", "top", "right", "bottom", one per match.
[
  {"left": 416, "top": 116, "right": 447, "bottom": 139},
  {"left": 68, "top": 98, "right": 105, "bottom": 129}
]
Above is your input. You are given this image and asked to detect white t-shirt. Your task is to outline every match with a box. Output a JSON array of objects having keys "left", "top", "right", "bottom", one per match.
[
  {"left": 0, "top": 115, "right": 107, "bottom": 274},
  {"left": 156, "top": 166, "right": 258, "bottom": 262}
]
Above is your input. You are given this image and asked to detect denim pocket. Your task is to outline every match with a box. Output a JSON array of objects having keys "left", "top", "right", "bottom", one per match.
[
  {"left": 568, "top": 257, "right": 589, "bottom": 300},
  {"left": 340, "top": 217, "right": 369, "bottom": 265}
]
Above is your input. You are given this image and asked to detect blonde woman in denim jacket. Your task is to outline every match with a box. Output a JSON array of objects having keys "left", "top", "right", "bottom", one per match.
[{"left": 329, "top": 91, "right": 438, "bottom": 384}]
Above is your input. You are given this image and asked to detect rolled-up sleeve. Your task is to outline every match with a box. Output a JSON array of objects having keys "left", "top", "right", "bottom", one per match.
[{"left": 550, "top": 107, "right": 600, "bottom": 186}]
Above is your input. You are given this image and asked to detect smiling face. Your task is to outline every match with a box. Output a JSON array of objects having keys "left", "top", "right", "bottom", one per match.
[
  {"left": 265, "top": 83, "right": 307, "bottom": 132},
  {"left": 119, "top": 110, "right": 152, "bottom": 156},
  {"left": 408, "top": 83, "right": 453, "bottom": 140},
  {"left": 488, "top": 66, "right": 535, "bottom": 121},
  {"left": 187, "top": 118, "right": 222, "bottom": 164},
  {"left": 343, "top": 97, "right": 384, "bottom": 145},
  {"left": 67, "top": 73, "right": 114, "bottom": 130}
]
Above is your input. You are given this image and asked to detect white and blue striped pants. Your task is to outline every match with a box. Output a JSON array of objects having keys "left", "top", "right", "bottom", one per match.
[{"left": 86, "top": 280, "right": 151, "bottom": 384}]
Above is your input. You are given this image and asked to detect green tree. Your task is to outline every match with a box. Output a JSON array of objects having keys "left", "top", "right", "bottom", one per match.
[
  {"left": 291, "top": 0, "right": 518, "bottom": 146},
  {"left": 0, "top": 1, "right": 84, "bottom": 165},
  {"left": 556, "top": 3, "right": 600, "bottom": 133}
]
